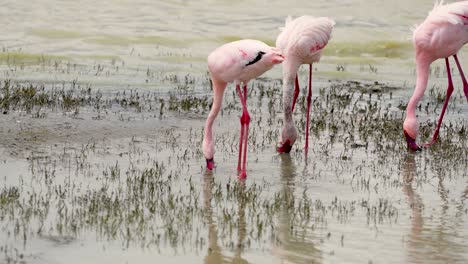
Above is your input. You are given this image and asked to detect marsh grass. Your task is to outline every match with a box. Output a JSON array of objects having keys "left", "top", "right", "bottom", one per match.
[
  {"left": 0, "top": 80, "right": 211, "bottom": 118},
  {"left": 0, "top": 76, "right": 467, "bottom": 263}
]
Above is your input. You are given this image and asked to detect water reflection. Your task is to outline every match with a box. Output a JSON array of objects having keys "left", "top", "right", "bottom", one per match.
[
  {"left": 402, "top": 154, "right": 468, "bottom": 264},
  {"left": 273, "top": 154, "right": 322, "bottom": 264},
  {"left": 402, "top": 154, "right": 423, "bottom": 264},
  {"left": 232, "top": 180, "right": 248, "bottom": 264},
  {"left": 202, "top": 171, "right": 225, "bottom": 264},
  {"left": 202, "top": 172, "right": 248, "bottom": 264}
]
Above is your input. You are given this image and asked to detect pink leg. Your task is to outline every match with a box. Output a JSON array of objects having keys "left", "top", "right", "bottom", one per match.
[
  {"left": 453, "top": 54, "right": 468, "bottom": 102},
  {"left": 305, "top": 64, "right": 312, "bottom": 157},
  {"left": 424, "top": 57, "right": 454, "bottom": 147},
  {"left": 291, "top": 75, "right": 300, "bottom": 112},
  {"left": 239, "top": 84, "right": 250, "bottom": 179},
  {"left": 236, "top": 84, "right": 245, "bottom": 172}
]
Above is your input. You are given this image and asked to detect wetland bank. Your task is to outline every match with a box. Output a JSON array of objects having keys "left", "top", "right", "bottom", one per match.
[{"left": 1, "top": 0, "right": 468, "bottom": 263}]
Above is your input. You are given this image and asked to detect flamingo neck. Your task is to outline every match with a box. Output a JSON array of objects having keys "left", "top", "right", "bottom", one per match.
[
  {"left": 282, "top": 58, "right": 301, "bottom": 122},
  {"left": 407, "top": 59, "right": 431, "bottom": 119},
  {"left": 202, "top": 76, "right": 227, "bottom": 159}
]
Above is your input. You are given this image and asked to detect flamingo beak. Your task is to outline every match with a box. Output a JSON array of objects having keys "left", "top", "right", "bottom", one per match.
[
  {"left": 404, "top": 130, "right": 421, "bottom": 151},
  {"left": 272, "top": 54, "right": 284, "bottom": 64},
  {"left": 272, "top": 48, "right": 284, "bottom": 64},
  {"left": 277, "top": 140, "right": 293, "bottom": 153},
  {"left": 206, "top": 158, "right": 215, "bottom": 170}
]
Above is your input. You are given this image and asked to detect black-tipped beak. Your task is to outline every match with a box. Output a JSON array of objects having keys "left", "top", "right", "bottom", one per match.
[
  {"left": 277, "top": 140, "right": 293, "bottom": 153},
  {"left": 206, "top": 158, "right": 215, "bottom": 170},
  {"left": 404, "top": 130, "right": 421, "bottom": 151}
]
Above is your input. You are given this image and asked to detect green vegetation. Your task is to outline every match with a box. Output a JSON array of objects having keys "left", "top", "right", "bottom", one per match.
[
  {"left": 0, "top": 77, "right": 467, "bottom": 263},
  {"left": 325, "top": 41, "right": 413, "bottom": 58}
]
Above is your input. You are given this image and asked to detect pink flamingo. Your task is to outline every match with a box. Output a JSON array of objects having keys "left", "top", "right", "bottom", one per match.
[
  {"left": 404, "top": 0, "right": 468, "bottom": 151},
  {"left": 275, "top": 16, "right": 335, "bottom": 156},
  {"left": 202, "top": 39, "right": 284, "bottom": 178}
]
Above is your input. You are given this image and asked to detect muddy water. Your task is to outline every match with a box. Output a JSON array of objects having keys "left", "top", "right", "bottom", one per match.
[
  {"left": 2, "top": 0, "right": 468, "bottom": 85},
  {"left": 1, "top": 0, "right": 468, "bottom": 264}
]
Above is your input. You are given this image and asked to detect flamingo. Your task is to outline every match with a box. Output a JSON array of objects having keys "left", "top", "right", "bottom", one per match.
[
  {"left": 404, "top": 0, "right": 468, "bottom": 151},
  {"left": 275, "top": 16, "right": 335, "bottom": 156},
  {"left": 202, "top": 39, "right": 284, "bottom": 178}
]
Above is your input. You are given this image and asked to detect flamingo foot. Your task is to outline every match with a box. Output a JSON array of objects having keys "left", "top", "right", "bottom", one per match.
[
  {"left": 277, "top": 140, "right": 293, "bottom": 153},
  {"left": 423, "top": 140, "right": 436, "bottom": 148},
  {"left": 404, "top": 130, "right": 421, "bottom": 151},
  {"left": 206, "top": 158, "right": 215, "bottom": 170},
  {"left": 423, "top": 134, "right": 439, "bottom": 148}
]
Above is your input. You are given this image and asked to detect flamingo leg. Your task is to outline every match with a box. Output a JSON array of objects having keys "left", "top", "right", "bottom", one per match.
[
  {"left": 305, "top": 64, "right": 312, "bottom": 157},
  {"left": 240, "top": 84, "right": 250, "bottom": 179},
  {"left": 453, "top": 54, "right": 468, "bottom": 102},
  {"left": 236, "top": 84, "right": 250, "bottom": 179},
  {"left": 424, "top": 57, "right": 454, "bottom": 147},
  {"left": 291, "top": 75, "right": 300, "bottom": 112},
  {"left": 236, "top": 84, "right": 245, "bottom": 172}
]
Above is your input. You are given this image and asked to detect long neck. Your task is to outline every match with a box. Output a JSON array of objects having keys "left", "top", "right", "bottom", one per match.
[
  {"left": 407, "top": 58, "right": 431, "bottom": 119},
  {"left": 282, "top": 57, "right": 301, "bottom": 122},
  {"left": 203, "top": 76, "right": 227, "bottom": 158},
  {"left": 204, "top": 77, "right": 226, "bottom": 133}
]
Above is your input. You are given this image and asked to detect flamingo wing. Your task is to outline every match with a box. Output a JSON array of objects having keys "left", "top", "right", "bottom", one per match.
[
  {"left": 413, "top": 1, "right": 468, "bottom": 54},
  {"left": 427, "top": 0, "right": 468, "bottom": 25},
  {"left": 277, "top": 16, "right": 334, "bottom": 58}
]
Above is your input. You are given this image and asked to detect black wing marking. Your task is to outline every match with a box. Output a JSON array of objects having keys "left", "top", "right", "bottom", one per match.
[{"left": 245, "top": 51, "right": 266, "bottom": 66}]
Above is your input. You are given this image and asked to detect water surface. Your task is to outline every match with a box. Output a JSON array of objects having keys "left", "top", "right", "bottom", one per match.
[{"left": 1, "top": 1, "right": 468, "bottom": 264}]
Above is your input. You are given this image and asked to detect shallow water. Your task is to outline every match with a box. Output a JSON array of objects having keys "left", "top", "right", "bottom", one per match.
[
  {"left": 1, "top": 1, "right": 468, "bottom": 264},
  {"left": 2, "top": 0, "right": 468, "bottom": 85}
]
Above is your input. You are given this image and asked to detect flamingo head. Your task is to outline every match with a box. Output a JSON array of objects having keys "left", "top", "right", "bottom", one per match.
[
  {"left": 206, "top": 158, "right": 215, "bottom": 170},
  {"left": 277, "top": 119, "right": 298, "bottom": 153},
  {"left": 403, "top": 117, "right": 421, "bottom": 151},
  {"left": 277, "top": 140, "right": 293, "bottom": 153},
  {"left": 265, "top": 47, "right": 284, "bottom": 64},
  {"left": 404, "top": 130, "right": 421, "bottom": 151}
]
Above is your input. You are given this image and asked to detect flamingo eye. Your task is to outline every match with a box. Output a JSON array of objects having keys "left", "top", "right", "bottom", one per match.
[{"left": 246, "top": 51, "right": 266, "bottom": 66}]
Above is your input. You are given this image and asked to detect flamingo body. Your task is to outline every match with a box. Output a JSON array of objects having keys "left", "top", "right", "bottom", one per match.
[
  {"left": 276, "top": 16, "right": 334, "bottom": 65},
  {"left": 404, "top": 0, "right": 468, "bottom": 150},
  {"left": 208, "top": 40, "right": 282, "bottom": 84},
  {"left": 276, "top": 16, "right": 334, "bottom": 154},
  {"left": 203, "top": 39, "right": 284, "bottom": 178},
  {"left": 413, "top": 1, "right": 468, "bottom": 60}
]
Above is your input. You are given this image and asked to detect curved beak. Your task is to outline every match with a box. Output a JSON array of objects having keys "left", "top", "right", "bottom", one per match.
[
  {"left": 404, "top": 130, "right": 421, "bottom": 151},
  {"left": 206, "top": 158, "right": 215, "bottom": 170},
  {"left": 272, "top": 47, "right": 284, "bottom": 64},
  {"left": 277, "top": 140, "right": 293, "bottom": 153}
]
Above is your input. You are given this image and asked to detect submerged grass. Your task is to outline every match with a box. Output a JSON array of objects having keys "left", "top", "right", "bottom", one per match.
[
  {"left": 30, "top": 28, "right": 190, "bottom": 48},
  {"left": 324, "top": 41, "right": 413, "bottom": 59},
  {"left": 0, "top": 75, "right": 467, "bottom": 263},
  {"left": 30, "top": 28, "right": 86, "bottom": 39},
  {"left": 0, "top": 52, "right": 67, "bottom": 66},
  {"left": 0, "top": 79, "right": 211, "bottom": 117},
  {"left": 86, "top": 35, "right": 191, "bottom": 48}
]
